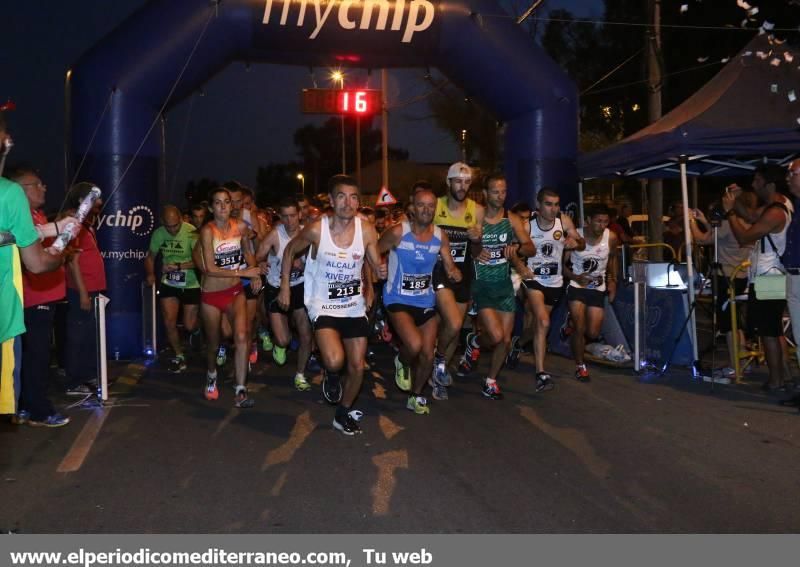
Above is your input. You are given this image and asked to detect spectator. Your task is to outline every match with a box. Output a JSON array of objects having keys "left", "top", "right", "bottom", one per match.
[
  {"left": 0, "top": 114, "right": 65, "bottom": 416},
  {"left": 63, "top": 182, "right": 106, "bottom": 395},
  {"left": 607, "top": 207, "right": 630, "bottom": 245},
  {"left": 784, "top": 159, "right": 800, "bottom": 383},
  {"left": 617, "top": 203, "right": 635, "bottom": 242},
  {"left": 723, "top": 164, "right": 793, "bottom": 392},
  {"left": 664, "top": 201, "right": 685, "bottom": 261},
  {"left": 9, "top": 166, "right": 72, "bottom": 426},
  {"left": 689, "top": 192, "right": 754, "bottom": 379}
]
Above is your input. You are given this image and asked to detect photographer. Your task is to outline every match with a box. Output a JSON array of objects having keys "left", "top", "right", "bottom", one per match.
[{"left": 689, "top": 193, "right": 754, "bottom": 379}]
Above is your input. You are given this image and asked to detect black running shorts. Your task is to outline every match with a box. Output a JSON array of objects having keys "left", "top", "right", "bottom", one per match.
[
  {"left": 522, "top": 279, "right": 564, "bottom": 307},
  {"left": 312, "top": 315, "right": 370, "bottom": 339},
  {"left": 158, "top": 283, "right": 201, "bottom": 305},
  {"left": 385, "top": 303, "right": 438, "bottom": 327}
]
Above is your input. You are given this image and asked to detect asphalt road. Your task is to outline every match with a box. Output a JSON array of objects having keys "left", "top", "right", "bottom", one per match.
[{"left": 2, "top": 344, "right": 799, "bottom": 533}]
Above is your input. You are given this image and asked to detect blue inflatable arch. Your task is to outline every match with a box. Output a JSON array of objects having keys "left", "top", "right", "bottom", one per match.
[{"left": 69, "top": 0, "right": 577, "bottom": 357}]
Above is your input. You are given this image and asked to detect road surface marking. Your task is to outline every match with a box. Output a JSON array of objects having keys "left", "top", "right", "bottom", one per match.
[
  {"left": 271, "top": 470, "right": 289, "bottom": 496},
  {"left": 262, "top": 411, "right": 315, "bottom": 470},
  {"left": 212, "top": 408, "right": 238, "bottom": 438},
  {"left": 372, "top": 382, "right": 387, "bottom": 399},
  {"left": 378, "top": 415, "right": 404, "bottom": 440},
  {"left": 371, "top": 450, "right": 408, "bottom": 516},
  {"left": 57, "top": 407, "right": 111, "bottom": 473},
  {"left": 518, "top": 405, "right": 611, "bottom": 479}
]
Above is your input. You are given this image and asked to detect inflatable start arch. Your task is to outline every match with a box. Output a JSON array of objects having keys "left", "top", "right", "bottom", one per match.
[{"left": 69, "top": 0, "right": 577, "bottom": 357}]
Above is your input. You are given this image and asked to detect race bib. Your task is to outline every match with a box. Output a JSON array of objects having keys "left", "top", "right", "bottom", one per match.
[
  {"left": 289, "top": 268, "right": 303, "bottom": 283},
  {"left": 533, "top": 262, "right": 559, "bottom": 277},
  {"left": 215, "top": 252, "right": 242, "bottom": 270},
  {"left": 450, "top": 241, "right": 468, "bottom": 263},
  {"left": 328, "top": 280, "right": 361, "bottom": 300},
  {"left": 165, "top": 270, "right": 187, "bottom": 287},
  {"left": 483, "top": 244, "right": 507, "bottom": 266},
  {"left": 401, "top": 274, "right": 431, "bottom": 295}
]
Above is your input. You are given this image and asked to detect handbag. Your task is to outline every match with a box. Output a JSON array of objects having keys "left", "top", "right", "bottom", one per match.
[{"left": 754, "top": 235, "right": 786, "bottom": 300}]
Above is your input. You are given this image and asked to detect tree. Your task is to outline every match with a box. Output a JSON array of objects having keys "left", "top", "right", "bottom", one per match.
[{"left": 293, "top": 117, "right": 408, "bottom": 195}]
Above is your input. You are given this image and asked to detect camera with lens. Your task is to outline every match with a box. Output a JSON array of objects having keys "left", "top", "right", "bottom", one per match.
[{"left": 708, "top": 206, "right": 726, "bottom": 227}]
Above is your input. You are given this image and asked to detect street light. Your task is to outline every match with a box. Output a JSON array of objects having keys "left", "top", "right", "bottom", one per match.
[
  {"left": 331, "top": 70, "right": 346, "bottom": 173},
  {"left": 296, "top": 173, "right": 305, "bottom": 194}
]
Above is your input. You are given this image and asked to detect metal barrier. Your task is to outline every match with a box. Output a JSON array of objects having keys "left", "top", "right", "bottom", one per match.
[
  {"left": 632, "top": 262, "right": 649, "bottom": 373},
  {"left": 93, "top": 294, "right": 111, "bottom": 401},
  {"left": 141, "top": 282, "right": 157, "bottom": 358}
]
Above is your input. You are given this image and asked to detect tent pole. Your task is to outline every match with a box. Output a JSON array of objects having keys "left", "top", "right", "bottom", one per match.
[
  {"left": 679, "top": 158, "right": 699, "bottom": 365},
  {"left": 578, "top": 179, "right": 585, "bottom": 228}
]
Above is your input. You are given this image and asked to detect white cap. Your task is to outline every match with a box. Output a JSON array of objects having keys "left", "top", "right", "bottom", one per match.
[{"left": 447, "top": 162, "right": 472, "bottom": 180}]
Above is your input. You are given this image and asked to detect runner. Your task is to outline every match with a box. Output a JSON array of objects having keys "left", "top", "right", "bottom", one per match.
[
  {"left": 227, "top": 182, "right": 269, "bottom": 365},
  {"left": 145, "top": 205, "right": 200, "bottom": 373},
  {"left": 521, "top": 187, "right": 584, "bottom": 392},
  {"left": 563, "top": 204, "right": 618, "bottom": 383},
  {"left": 197, "top": 188, "right": 262, "bottom": 408},
  {"left": 256, "top": 197, "right": 313, "bottom": 391},
  {"left": 278, "top": 175, "right": 385, "bottom": 435},
  {"left": 505, "top": 202, "right": 533, "bottom": 369},
  {"left": 463, "top": 174, "right": 535, "bottom": 399},
  {"left": 431, "top": 162, "right": 484, "bottom": 400},
  {"left": 378, "top": 187, "right": 461, "bottom": 414}
]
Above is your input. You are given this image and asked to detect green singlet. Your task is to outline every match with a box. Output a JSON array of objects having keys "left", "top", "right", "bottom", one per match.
[
  {"left": 472, "top": 212, "right": 515, "bottom": 313},
  {"left": 148, "top": 222, "right": 200, "bottom": 288}
]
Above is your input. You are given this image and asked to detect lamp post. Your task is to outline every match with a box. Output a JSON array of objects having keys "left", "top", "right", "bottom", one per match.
[
  {"left": 296, "top": 173, "right": 305, "bottom": 195},
  {"left": 331, "top": 70, "right": 346, "bottom": 173}
]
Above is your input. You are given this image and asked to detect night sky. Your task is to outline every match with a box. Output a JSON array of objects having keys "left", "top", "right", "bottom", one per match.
[{"left": 3, "top": 0, "right": 601, "bottom": 207}]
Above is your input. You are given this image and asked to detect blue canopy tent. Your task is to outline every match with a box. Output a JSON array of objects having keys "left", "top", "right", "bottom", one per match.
[{"left": 578, "top": 33, "right": 800, "bottom": 367}]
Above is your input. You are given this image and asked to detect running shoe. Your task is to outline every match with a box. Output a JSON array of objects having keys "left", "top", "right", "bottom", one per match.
[
  {"left": 234, "top": 387, "right": 255, "bottom": 408},
  {"left": 394, "top": 355, "right": 412, "bottom": 392},
  {"left": 456, "top": 356, "right": 473, "bottom": 377},
  {"left": 215, "top": 345, "right": 227, "bottom": 367},
  {"left": 273, "top": 345, "right": 287, "bottom": 366},
  {"left": 433, "top": 355, "right": 451, "bottom": 387},
  {"left": 465, "top": 331, "right": 481, "bottom": 363},
  {"left": 575, "top": 364, "right": 590, "bottom": 383},
  {"left": 294, "top": 373, "right": 311, "bottom": 392},
  {"left": 168, "top": 356, "right": 187, "bottom": 374},
  {"left": 259, "top": 330, "right": 273, "bottom": 352},
  {"left": 249, "top": 342, "right": 259, "bottom": 364},
  {"left": 28, "top": 413, "right": 71, "bottom": 428},
  {"left": 406, "top": 395, "right": 430, "bottom": 415},
  {"left": 505, "top": 336, "right": 522, "bottom": 369},
  {"left": 428, "top": 377, "right": 449, "bottom": 401},
  {"left": 306, "top": 353, "right": 322, "bottom": 374},
  {"left": 205, "top": 374, "right": 219, "bottom": 400},
  {"left": 535, "top": 372, "right": 555, "bottom": 393},
  {"left": 332, "top": 410, "right": 363, "bottom": 435},
  {"left": 11, "top": 410, "right": 30, "bottom": 425},
  {"left": 482, "top": 380, "right": 504, "bottom": 400},
  {"left": 322, "top": 370, "right": 343, "bottom": 405}
]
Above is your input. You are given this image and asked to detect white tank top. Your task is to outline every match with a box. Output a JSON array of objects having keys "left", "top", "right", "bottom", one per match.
[
  {"left": 749, "top": 198, "right": 794, "bottom": 281},
  {"left": 304, "top": 215, "right": 366, "bottom": 320},
  {"left": 527, "top": 213, "right": 566, "bottom": 288},
  {"left": 569, "top": 228, "right": 610, "bottom": 292},
  {"left": 267, "top": 224, "right": 305, "bottom": 288}
]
